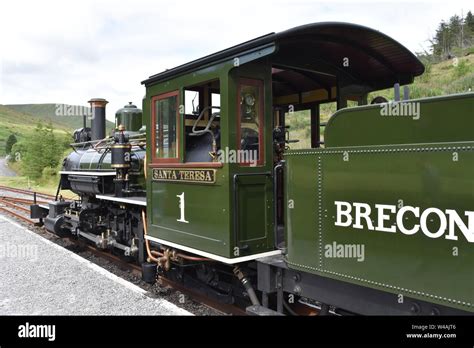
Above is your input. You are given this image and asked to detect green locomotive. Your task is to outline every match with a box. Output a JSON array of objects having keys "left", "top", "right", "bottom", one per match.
[{"left": 32, "top": 22, "right": 474, "bottom": 315}]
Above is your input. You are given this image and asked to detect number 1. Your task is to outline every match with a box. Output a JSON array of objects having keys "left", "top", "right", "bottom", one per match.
[{"left": 177, "top": 192, "right": 189, "bottom": 223}]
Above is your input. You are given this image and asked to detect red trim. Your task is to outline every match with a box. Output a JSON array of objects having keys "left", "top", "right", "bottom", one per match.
[
  {"left": 151, "top": 90, "right": 180, "bottom": 164},
  {"left": 149, "top": 162, "right": 223, "bottom": 168},
  {"left": 236, "top": 78, "right": 265, "bottom": 166}
]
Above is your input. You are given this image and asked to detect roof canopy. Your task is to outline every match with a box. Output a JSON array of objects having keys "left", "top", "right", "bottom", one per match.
[{"left": 142, "top": 22, "right": 424, "bottom": 93}]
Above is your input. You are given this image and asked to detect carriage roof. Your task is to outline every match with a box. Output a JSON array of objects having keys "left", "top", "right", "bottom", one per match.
[{"left": 142, "top": 22, "right": 424, "bottom": 93}]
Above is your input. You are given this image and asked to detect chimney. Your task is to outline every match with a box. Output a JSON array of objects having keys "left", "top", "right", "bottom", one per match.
[{"left": 88, "top": 98, "right": 108, "bottom": 141}]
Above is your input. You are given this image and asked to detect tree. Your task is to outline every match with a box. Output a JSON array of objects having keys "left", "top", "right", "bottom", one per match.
[
  {"left": 22, "top": 122, "right": 63, "bottom": 179},
  {"left": 449, "top": 15, "right": 462, "bottom": 48},
  {"left": 466, "top": 11, "right": 474, "bottom": 32},
  {"left": 5, "top": 134, "right": 17, "bottom": 155},
  {"left": 465, "top": 11, "right": 474, "bottom": 46},
  {"left": 432, "top": 21, "right": 450, "bottom": 58},
  {"left": 430, "top": 11, "right": 474, "bottom": 59}
]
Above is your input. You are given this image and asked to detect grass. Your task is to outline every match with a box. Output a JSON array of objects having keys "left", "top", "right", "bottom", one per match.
[
  {"left": 0, "top": 175, "right": 76, "bottom": 199},
  {"left": 368, "top": 54, "right": 474, "bottom": 101}
]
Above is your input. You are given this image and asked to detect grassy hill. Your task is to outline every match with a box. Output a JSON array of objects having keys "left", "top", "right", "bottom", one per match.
[
  {"left": 4, "top": 103, "right": 115, "bottom": 132},
  {"left": 0, "top": 105, "right": 71, "bottom": 156},
  {"left": 0, "top": 103, "right": 115, "bottom": 156},
  {"left": 368, "top": 54, "right": 474, "bottom": 101},
  {"left": 286, "top": 53, "right": 474, "bottom": 149},
  {"left": 0, "top": 103, "right": 115, "bottom": 195}
]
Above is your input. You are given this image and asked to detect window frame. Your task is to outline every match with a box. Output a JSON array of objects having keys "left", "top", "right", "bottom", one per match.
[
  {"left": 237, "top": 78, "right": 265, "bottom": 167},
  {"left": 151, "top": 90, "right": 180, "bottom": 164}
]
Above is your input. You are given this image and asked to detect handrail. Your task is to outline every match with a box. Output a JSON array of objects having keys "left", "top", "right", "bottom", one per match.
[{"left": 273, "top": 161, "right": 285, "bottom": 249}]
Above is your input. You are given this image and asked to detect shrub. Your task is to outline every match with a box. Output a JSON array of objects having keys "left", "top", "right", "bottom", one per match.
[
  {"left": 21, "top": 122, "right": 69, "bottom": 179},
  {"left": 5, "top": 134, "right": 17, "bottom": 155},
  {"left": 9, "top": 142, "right": 27, "bottom": 163},
  {"left": 454, "top": 60, "right": 470, "bottom": 78},
  {"left": 446, "top": 73, "right": 474, "bottom": 93}
]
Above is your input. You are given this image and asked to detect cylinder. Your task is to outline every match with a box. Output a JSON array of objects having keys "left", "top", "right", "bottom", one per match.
[
  {"left": 111, "top": 143, "right": 132, "bottom": 168},
  {"left": 88, "top": 98, "right": 108, "bottom": 141}
]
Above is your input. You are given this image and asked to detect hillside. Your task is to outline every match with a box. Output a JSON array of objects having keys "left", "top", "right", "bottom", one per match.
[
  {"left": 368, "top": 54, "right": 474, "bottom": 101},
  {"left": 0, "top": 105, "right": 71, "bottom": 156},
  {"left": 4, "top": 103, "right": 115, "bottom": 131},
  {"left": 286, "top": 53, "right": 474, "bottom": 149}
]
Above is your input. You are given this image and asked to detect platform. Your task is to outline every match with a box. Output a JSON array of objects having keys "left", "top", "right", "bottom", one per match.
[{"left": 0, "top": 214, "right": 190, "bottom": 315}]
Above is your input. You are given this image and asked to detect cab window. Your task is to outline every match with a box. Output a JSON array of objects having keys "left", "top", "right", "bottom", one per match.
[
  {"left": 152, "top": 91, "right": 179, "bottom": 162},
  {"left": 238, "top": 78, "right": 264, "bottom": 166},
  {"left": 184, "top": 80, "right": 221, "bottom": 163}
]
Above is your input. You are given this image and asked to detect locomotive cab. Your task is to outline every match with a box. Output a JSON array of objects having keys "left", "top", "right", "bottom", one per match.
[{"left": 141, "top": 22, "right": 425, "bottom": 264}]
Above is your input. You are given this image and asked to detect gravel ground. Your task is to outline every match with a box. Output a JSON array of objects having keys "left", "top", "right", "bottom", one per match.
[
  {"left": 0, "top": 205, "right": 222, "bottom": 315},
  {"left": 0, "top": 215, "right": 193, "bottom": 315}
]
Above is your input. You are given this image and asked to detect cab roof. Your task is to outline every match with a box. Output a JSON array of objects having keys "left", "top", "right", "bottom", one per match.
[{"left": 142, "top": 22, "right": 424, "bottom": 92}]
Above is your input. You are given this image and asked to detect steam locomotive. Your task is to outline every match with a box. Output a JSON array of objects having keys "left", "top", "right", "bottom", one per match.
[{"left": 31, "top": 22, "right": 474, "bottom": 315}]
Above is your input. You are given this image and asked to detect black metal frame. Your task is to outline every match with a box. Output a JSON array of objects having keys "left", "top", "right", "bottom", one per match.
[{"left": 256, "top": 255, "right": 471, "bottom": 315}]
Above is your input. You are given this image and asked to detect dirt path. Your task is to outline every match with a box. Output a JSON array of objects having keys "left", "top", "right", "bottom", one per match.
[{"left": 0, "top": 157, "right": 16, "bottom": 177}]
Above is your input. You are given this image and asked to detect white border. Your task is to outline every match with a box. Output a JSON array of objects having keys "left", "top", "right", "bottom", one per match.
[
  {"left": 96, "top": 195, "right": 147, "bottom": 206},
  {"left": 60, "top": 171, "right": 116, "bottom": 176},
  {"left": 145, "top": 235, "right": 281, "bottom": 264}
]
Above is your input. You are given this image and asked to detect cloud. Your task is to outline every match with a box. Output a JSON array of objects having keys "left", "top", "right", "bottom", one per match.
[{"left": 0, "top": 0, "right": 472, "bottom": 121}]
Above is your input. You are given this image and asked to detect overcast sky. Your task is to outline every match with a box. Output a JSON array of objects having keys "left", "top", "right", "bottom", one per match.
[{"left": 0, "top": 0, "right": 471, "bottom": 121}]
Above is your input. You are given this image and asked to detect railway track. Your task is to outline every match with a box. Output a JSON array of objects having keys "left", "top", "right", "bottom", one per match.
[
  {"left": 0, "top": 186, "right": 245, "bottom": 316},
  {"left": 0, "top": 185, "right": 56, "bottom": 200}
]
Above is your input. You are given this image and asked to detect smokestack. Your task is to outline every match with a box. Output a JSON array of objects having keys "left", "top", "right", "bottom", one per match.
[{"left": 88, "top": 98, "right": 108, "bottom": 141}]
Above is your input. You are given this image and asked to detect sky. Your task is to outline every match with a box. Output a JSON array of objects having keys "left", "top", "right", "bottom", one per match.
[{"left": 0, "top": 0, "right": 472, "bottom": 121}]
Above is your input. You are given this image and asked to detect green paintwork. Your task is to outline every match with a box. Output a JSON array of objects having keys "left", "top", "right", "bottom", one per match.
[
  {"left": 115, "top": 102, "right": 143, "bottom": 132},
  {"left": 285, "top": 93, "right": 474, "bottom": 312},
  {"left": 325, "top": 93, "right": 474, "bottom": 147},
  {"left": 144, "top": 55, "right": 275, "bottom": 258}
]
